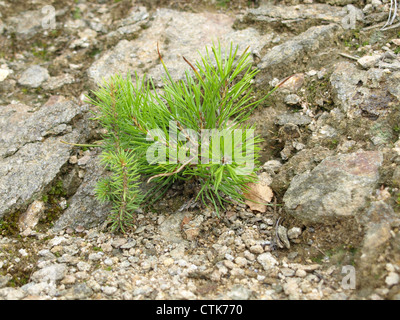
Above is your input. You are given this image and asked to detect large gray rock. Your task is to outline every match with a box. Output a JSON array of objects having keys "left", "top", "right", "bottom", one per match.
[
  {"left": 356, "top": 200, "right": 400, "bottom": 292},
  {"left": 6, "top": 9, "right": 57, "bottom": 39},
  {"left": 87, "top": 39, "right": 146, "bottom": 87},
  {"left": 359, "top": 201, "right": 400, "bottom": 261},
  {"left": 0, "top": 96, "right": 89, "bottom": 219},
  {"left": 52, "top": 150, "right": 111, "bottom": 231},
  {"left": 105, "top": 6, "right": 149, "bottom": 43},
  {"left": 257, "top": 24, "right": 342, "bottom": 84},
  {"left": 237, "top": 3, "right": 352, "bottom": 33},
  {"left": 88, "top": 8, "right": 272, "bottom": 87},
  {"left": 271, "top": 146, "right": 334, "bottom": 194},
  {"left": 330, "top": 61, "right": 400, "bottom": 119},
  {"left": 283, "top": 150, "right": 382, "bottom": 224},
  {"left": 7, "top": 10, "right": 43, "bottom": 39}
]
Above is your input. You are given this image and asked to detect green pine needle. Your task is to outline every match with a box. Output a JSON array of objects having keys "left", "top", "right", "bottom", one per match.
[{"left": 89, "top": 41, "right": 281, "bottom": 232}]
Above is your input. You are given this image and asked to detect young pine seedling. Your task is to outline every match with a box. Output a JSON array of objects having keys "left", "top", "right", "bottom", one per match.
[{"left": 88, "top": 42, "right": 284, "bottom": 232}]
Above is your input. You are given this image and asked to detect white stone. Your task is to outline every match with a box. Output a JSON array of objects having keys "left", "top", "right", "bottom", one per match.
[
  {"left": 250, "top": 244, "right": 264, "bottom": 254},
  {"left": 371, "top": 0, "right": 382, "bottom": 7},
  {"left": 386, "top": 263, "right": 395, "bottom": 273},
  {"left": 385, "top": 272, "right": 399, "bottom": 286},
  {"left": 77, "top": 261, "right": 91, "bottom": 272},
  {"left": 0, "top": 67, "right": 11, "bottom": 82},
  {"left": 24, "top": 282, "right": 49, "bottom": 296},
  {"left": 287, "top": 227, "right": 302, "bottom": 240},
  {"left": 88, "top": 252, "right": 103, "bottom": 261},
  {"left": 18, "top": 249, "right": 28, "bottom": 257},
  {"left": 103, "top": 258, "right": 113, "bottom": 266},
  {"left": 102, "top": 286, "right": 118, "bottom": 295},
  {"left": 18, "top": 200, "right": 45, "bottom": 233},
  {"left": 284, "top": 94, "right": 301, "bottom": 106},
  {"left": 281, "top": 267, "right": 295, "bottom": 277},
  {"left": 283, "top": 278, "right": 300, "bottom": 299},
  {"left": 235, "top": 257, "right": 248, "bottom": 267},
  {"left": 257, "top": 252, "right": 278, "bottom": 271},
  {"left": 0, "top": 287, "right": 26, "bottom": 300},
  {"left": 357, "top": 55, "right": 381, "bottom": 69},
  {"left": 49, "top": 236, "right": 67, "bottom": 247},
  {"left": 295, "top": 269, "right": 307, "bottom": 278},
  {"left": 31, "top": 263, "right": 67, "bottom": 283},
  {"left": 18, "top": 65, "right": 49, "bottom": 88}
]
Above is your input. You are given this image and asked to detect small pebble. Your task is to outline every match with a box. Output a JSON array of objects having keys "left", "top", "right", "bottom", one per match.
[
  {"left": 163, "top": 258, "right": 174, "bottom": 267},
  {"left": 295, "top": 269, "right": 307, "bottom": 278},
  {"left": 102, "top": 286, "right": 118, "bottom": 295},
  {"left": 385, "top": 272, "right": 399, "bottom": 287},
  {"left": 287, "top": 227, "right": 302, "bottom": 240},
  {"left": 249, "top": 245, "right": 264, "bottom": 254}
]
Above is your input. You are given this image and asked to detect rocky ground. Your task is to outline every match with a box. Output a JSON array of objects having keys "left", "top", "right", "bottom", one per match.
[{"left": 1, "top": 0, "right": 400, "bottom": 300}]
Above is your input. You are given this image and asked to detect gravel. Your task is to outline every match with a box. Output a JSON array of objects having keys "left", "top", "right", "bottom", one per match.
[{"left": 1, "top": 0, "right": 399, "bottom": 301}]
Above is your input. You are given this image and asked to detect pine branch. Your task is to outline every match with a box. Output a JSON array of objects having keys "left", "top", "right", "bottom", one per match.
[{"left": 89, "top": 41, "right": 282, "bottom": 225}]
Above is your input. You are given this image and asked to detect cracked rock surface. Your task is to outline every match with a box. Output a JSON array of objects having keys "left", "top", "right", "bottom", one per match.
[
  {"left": 0, "top": 0, "right": 400, "bottom": 300},
  {"left": 0, "top": 96, "right": 89, "bottom": 219}
]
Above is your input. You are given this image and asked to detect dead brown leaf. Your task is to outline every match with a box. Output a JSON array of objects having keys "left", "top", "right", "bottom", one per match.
[{"left": 244, "top": 172, "right": 273, "bottom": 213}]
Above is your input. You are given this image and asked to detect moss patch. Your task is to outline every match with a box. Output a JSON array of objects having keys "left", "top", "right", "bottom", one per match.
[
  {"left": 0, "top": 237, "right": 43, "bottom": 287},
  {"left": 36, "top": 180, "right": 67, "bottom": 231},
  {"left": 0, "top": 211, "right": 22, "bottom": 237}
]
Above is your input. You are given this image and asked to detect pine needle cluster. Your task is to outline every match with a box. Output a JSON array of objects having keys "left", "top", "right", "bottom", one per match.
[{"left": 88, "top": 42, "right": 282, "bottom": 232}]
